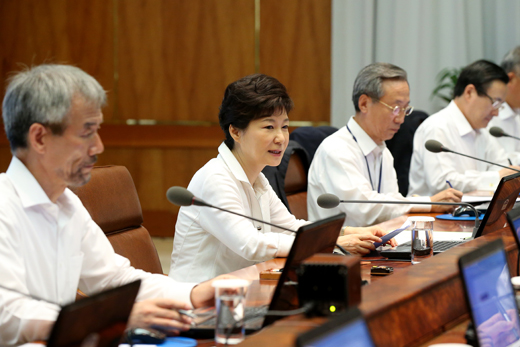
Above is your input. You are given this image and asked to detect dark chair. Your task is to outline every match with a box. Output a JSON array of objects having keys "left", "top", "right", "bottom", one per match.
[
  {"left": 385, "top": 110, "right": 429, "bottom": 196},
  {"left": 289, "top": 126, "right": 338, "bottom": 162},
  {"left": 71, "top": 165, "right": 163, "bottom": 274}
]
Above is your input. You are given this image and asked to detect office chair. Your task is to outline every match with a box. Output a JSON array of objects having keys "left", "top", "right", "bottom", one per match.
[{"left": 71, "top": 165, "right": 163, "bottom": 274}]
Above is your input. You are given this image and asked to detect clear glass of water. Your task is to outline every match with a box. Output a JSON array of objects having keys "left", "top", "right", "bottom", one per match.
[
  {"left": 212, "top": 279, "right": 250, "bottom": 345},
  {"left": 409, "top": 216, "right": 434, "bottom": 265}
]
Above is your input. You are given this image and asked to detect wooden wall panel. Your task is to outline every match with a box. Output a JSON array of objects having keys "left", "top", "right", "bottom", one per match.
[
  {"left": 260, "top": 0, "right": 331, "bottom": 123},
  {"left": 116, "top": 0, "right": 255, "bottom": 122},
  {"left": 0, "top": 0, "right": 115, "bottom": 119}
]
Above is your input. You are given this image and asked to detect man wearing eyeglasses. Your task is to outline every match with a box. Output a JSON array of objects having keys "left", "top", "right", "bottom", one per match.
[
  {"left": 409, "top": 60, "right": 520, "bottom": 196},
  {"left": 307, "top": 62, "right": 461, "bottom": 227},
  {"left": 488, "top": 47, "right": 520, "bottom": 165}
]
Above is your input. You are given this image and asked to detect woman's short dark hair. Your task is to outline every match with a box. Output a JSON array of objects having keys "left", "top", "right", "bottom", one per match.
[
  {"left": 453, "top": 60, "right": 509, "bottom": 98},
  {"left": 218, "top": 74, "right": 293, "bottom": 149}
]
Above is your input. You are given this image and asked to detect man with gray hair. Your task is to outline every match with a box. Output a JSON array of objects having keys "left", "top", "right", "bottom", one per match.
[
  {"left": 307, "top": 62, "right": 461, "bottom": 228},
  {"left": 487, "top": 46, "right": 520, "bottom": 164},
  {"left": 0, "top": 64, "right": 222, "bottom": 345}
]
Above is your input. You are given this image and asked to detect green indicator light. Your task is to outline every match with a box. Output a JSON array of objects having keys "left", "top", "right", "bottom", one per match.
[{"left": 330, "top": 305, "right": 336, "bottom": 313}]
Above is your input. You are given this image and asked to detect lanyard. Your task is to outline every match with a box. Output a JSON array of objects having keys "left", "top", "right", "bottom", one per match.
[{"left": 346, "top": 125, "right": 383, "bottom": 193}]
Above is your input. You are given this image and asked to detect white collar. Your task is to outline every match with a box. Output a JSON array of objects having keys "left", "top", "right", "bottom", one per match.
[
  {"left": 6, "top": 156, "right": 75, "bottom": 212},
  {"left": 217, "top": 142, "right": 269, "bottom": 194},
  {"left": 448, "top": 101, "right": 476, "bottom": 137},
  {"left": 497, "top": 102, "right": 518, "bottom": 120},
  {"left": 347, "top": 117, "right": 385, "bottom": 156}
]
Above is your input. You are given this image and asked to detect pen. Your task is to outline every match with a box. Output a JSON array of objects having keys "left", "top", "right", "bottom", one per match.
[
  {"left": 178, "top": 309, "right": 197, "bottom": 319},
  {"left": 446, "top": 180, "right": 453, "bottom": 188},
  {"left": 509, "top": 158, "right": 513, "bottom": 165}
]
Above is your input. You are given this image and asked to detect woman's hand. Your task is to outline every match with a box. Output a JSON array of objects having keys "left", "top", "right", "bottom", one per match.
[{"left": 343, "top": 225, "right": 398, "bottom": 247}]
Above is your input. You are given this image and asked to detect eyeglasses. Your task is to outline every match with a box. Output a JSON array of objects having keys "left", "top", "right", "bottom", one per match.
[
  {"left": 378, "top": 100, "right": 414, "bottom": 117},
  {"left": 481, "top": 92, "right": 504, "bottom": 110}
]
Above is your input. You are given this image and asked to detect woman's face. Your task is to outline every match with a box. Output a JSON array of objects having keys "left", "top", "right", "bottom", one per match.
[{"left": 232, "top": 109, "right": 289, "bottom": 172}]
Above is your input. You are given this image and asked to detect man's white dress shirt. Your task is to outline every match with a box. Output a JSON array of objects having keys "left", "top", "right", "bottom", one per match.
[
  {"left": 0, "top": 157, "right": 195, "bottom": 346},
  {"left": 408, "top": 101, "right": 508, "bottom": 196},
  {"left": 487, "top": 102, "right": 520, "bottom": 165},
  {"left": 169, "top": 143, "right": 306, "bottom": 283},
  {"left": 307, "top": 117, "right": 430, "bottom": 227}
]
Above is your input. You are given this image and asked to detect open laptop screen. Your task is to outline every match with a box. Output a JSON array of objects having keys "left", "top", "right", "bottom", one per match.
[
  {"left": 296, "top": 308, "right": 375, "bottom": 347},
  {"left": 459, "top": 240, "right": 520, "bottom": 347}
]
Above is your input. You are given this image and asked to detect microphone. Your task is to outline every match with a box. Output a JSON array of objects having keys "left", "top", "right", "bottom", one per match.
[
  {"left": 317, "top": 193, "right": 481, "bottom": 234},
  {"left": 167, "top": 187, "right": 349, "bottom": 255},
  {"left": 425, "top": 139, "right": 520, "bottom": 173},
  {"left": 489, "top": 126, "right": 520, "bottom": 141}
]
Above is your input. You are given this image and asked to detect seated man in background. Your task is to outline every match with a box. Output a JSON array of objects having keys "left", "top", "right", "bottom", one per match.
[
  {"left": 0, "top": 64, "right": 222, "bottom": 345},
  {"left": 307, "top": 62, "right": 461, "bottom": 227},
  {"left": 488, "top": 46, "right": 520, "bottom": 164},
  {"left": 409, "top": 60, "right": 520, "bottom": 196}
]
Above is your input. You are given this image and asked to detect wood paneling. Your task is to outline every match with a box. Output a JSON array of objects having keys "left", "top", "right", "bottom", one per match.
[
  {"left": 0, "top": 0, "right": 332, "bottom": 236},
  {"left": 0, "top": 0, "right": 115, "bottom": 119},
  {"left": 260, "top": 0, "right": 331, "bottom": 122},
  {"left": 116, "top": 0, "right": 255, "bottom": 122}
]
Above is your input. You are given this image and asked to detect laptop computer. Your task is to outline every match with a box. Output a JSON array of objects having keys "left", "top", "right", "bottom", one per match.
[
  {"left": 47, "top": 280, "right": 141, "bottom": 347},
  {"left": 506, "top": 204, "right": 520, "bottom": 254},
  {"left": 381, "top": 172, "right": 520, "bottom": 259},
  {"left": 296, "top": 307, "right": 375, "bottom": 347},
  {"left": 458, "top": 239, "right": 520, "bottom": 347},
  {"left": 182, "top": 213, "right": 346, "bottom": 338}
]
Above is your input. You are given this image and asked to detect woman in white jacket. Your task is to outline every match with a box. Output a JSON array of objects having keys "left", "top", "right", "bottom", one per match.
[{"left": 169, "top": 74, "right": 396, "bottom": 283}]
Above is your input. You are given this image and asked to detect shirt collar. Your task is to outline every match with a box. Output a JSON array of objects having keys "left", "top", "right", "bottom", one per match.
[
  {"left": 6, "top": 156, "right": 74, "bottom": 213},
  {"left": 217, "top": 142, "right": 269, "bottom": 195},
  {"left": 6, "top": 156, "right": 53, "bottom": 208},
  {"left": 497, "top": 102, "right": 518, "bottom": 120},
  {"left": 347, "top": 117, "right": 385, "bottom": 156},
  {"left": 448, "top": 100, "right": 475, "bottom": 137}
]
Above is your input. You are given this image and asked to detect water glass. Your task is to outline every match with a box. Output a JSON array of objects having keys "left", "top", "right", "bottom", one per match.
[
  {"left": 212, "top": 279, "right": 250, "bottom": 345},
  {"left": 409, "top": 216, "right": 434, "bottom": 265}
]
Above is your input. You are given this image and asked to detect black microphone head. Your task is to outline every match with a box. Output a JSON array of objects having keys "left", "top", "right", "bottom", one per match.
[
  {"left": 166, "top": 186, "right": 194, "bottom": 206},
  {"left": 425, "top": 139, "right": 446, "bottom": 153},
  {"left": 489, "top": 126, "right": 506, "bottom": 138},
  {"left": 317, "top": 194, "right": 341, "bottom": 209}
]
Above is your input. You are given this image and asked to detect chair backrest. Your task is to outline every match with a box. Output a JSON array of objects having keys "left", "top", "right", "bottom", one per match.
[
  {"left": 385, "top": 110, "right": 429, "bottom": 196},
  {"left": 289, "top": 126, "right": 338, "bottom": 162},
  {"left": 70, "top": 165, "right": 163, "bottom": 274},
  {"left": 285, "top": 151, "right": 309, "bottom": 220}
]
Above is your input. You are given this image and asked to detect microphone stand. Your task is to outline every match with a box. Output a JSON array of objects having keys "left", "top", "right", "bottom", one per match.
[
  {"left": 438, "top": 148, "right": 520, "bottom": 173},
  {"left": 189, "top": 198, "right": 350, "bottom": 255}
]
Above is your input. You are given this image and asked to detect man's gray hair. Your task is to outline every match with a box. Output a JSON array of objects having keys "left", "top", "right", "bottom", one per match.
[
  {"left": 352, "top": 62, "right": 407, "bottom": 112},
  {"left": 2, "top": 64, "right": 107, "bottom": 151},
  {"left": 501, "top": 46, "right": 520, "bottom": 74}
]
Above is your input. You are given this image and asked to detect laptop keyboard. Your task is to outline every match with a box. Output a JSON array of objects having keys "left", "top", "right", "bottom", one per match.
[{"left": 399, "top": 240, "right": 464, "bottom": 252}]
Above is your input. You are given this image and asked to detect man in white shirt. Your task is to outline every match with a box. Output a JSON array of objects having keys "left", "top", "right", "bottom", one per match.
[
  {"left": 409, "top": 60, "right": 520, "bottom": 196},
  {"left": 308, "top": 63, "right": 462, "bottom": 227},
  {"left": 488, "top": 47, "right": 520, "bottom": 165},
  {"left": 0, "top": 64, "right": 221, "bottom": 345}
]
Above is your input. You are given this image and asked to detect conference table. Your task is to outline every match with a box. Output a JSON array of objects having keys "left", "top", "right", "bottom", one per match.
[{"left": 198, "top": 212, "right": 519, "bottom": 347}]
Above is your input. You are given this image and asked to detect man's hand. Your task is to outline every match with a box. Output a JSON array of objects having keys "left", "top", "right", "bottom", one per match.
[
  {"left": 500, "top": 166, "right": 520, "bottom": 178},
  {"left": 128, "top": 298, "right": 192, "bottom": 334},
  {"left": 190, "top": 274, "right": 237, "bottom": 308},
  {"left": 430, "top": 188, "right": 463, "bottom": 212}
]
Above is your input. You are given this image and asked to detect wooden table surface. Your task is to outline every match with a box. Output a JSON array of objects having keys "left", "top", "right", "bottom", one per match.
[{"left": 198, "top": 212, "right": 518, "bottom": 346}]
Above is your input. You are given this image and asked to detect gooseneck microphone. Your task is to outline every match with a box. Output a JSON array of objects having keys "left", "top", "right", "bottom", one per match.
[
  {"left": 424, "top": 139, "right": 520, "bottom": 173},
  {"left": 167, "top": 187, "right": 350, "bottom": 255},
  {"left": 317, "top": 193, "right": 481, "bottom": 234},
  {"left": 489, "top": 126, "right": 520, "bottom": 141}
]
